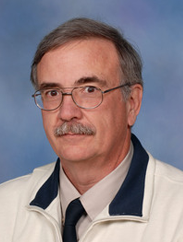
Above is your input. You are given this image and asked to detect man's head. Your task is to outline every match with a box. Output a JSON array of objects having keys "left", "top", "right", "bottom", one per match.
[
  {"left": 31, "top": 18, "right": 143, "bottom": 98},
  {"left": 31, "top": 18, "right": 143, "bottom": 178}
]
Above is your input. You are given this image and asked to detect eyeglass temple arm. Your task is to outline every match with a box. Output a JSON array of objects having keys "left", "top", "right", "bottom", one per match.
[{"left": 103, "top": 83, "right": 131, "bottom": 94}]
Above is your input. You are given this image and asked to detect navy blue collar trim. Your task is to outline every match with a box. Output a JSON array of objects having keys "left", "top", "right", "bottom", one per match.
[
  {"left": 109, "top": 134, "right": 149, "bottom": 217},
  {"left": 30, "top": 158, "right": 60, "bottom": 209},
  {"left": 30, "top": 134, "right": 148, "bottom": 214}
]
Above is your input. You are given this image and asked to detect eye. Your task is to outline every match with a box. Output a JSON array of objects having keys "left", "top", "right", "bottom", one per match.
[
  {"left": 84, "top": 86, "right": 98, "bottom": 93},
  {"left": 43, "top": 89, "right": 60, "bottom": 98}
]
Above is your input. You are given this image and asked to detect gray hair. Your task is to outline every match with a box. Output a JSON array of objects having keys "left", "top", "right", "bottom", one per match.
[{"left": 30, "top": 18, "right": 143, "bottom": 97}]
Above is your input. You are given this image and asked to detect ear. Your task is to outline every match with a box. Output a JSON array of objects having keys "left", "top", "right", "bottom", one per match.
[{"left": 126, "top": 84, "right": 143, "bottom": 127}]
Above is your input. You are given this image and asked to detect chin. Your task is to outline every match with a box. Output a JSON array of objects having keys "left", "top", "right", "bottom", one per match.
[{"left": 56, "top": 145, "right": 92, "bottom": 162}]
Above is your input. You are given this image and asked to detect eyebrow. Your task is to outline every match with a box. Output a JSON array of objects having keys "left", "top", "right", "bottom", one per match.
[
  {"left": 39, "top": 83, "right": 61, "bottom": 89},
  {"left": 75, "top": 76, "right": 107, "bottom": 87},
  {"left": 38, "top": 76, "right": 107, "bottom": 90}
]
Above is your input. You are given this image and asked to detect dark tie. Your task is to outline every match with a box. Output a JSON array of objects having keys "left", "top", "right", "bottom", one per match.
[{"left": 63, "top": 198, "right": 85, "bottom": 242}]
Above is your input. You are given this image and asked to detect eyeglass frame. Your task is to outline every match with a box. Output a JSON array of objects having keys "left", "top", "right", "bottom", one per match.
[{"left": 32, "top": 82, "right": 131, "bottom": 111}]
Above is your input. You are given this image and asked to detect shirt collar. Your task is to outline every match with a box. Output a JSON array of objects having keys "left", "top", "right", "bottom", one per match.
[{"left": 60, "top": 142, "right": 133, "bottom": 220}]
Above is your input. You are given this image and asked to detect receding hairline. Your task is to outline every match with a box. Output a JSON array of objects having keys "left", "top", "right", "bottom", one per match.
[
  {"left": 36, "top": 37, "right": 123, "bottom": 88},
  {"left": 34, "top": 36, "right": 124, "bottom": 85},
  {"left": 34, "top": 34, "right": 122, "bottom": 65},
  {"left": 31, "top": 17, "right": 143, "bottom": 90},
  {"left": 39, "top": 36, "right": 122, "bottom": 64}
]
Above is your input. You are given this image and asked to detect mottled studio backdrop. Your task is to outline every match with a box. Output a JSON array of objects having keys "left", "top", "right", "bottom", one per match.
[{"left": 0, "top": 0, "right": 183, "bottom": 183}]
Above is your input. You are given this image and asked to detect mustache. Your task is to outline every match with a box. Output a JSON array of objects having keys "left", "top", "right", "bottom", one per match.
[{"left": 54, "top": 122, "right": 96, "bottom": 137}]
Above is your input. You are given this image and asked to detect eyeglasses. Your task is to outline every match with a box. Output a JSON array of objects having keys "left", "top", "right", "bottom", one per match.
[{"left": 32, "top": 83, "right": 131, "bottom": 111}]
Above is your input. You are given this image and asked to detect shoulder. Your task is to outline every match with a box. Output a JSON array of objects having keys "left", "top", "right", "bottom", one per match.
[
  {"left": 148, "top": 153, "right": 183, "bottom": 191},
  {"left": 155, "top": 158, "right": 183, "bottom": 183},
  {"left": 0, "top": 162, "right": 57, "bottom": 205}
]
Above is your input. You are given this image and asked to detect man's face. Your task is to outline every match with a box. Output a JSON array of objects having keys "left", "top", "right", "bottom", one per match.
[{"left": 37, "top": 38, "right": 138, "bottom": 169}]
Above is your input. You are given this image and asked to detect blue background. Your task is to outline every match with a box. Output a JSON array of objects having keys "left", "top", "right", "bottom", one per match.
[{"left": 0, "top": 0, "right": 183, "bottom": 183}]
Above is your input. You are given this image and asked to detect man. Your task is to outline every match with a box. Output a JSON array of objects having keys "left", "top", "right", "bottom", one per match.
[{"left": 0, "top": 18, "right": 183, "bottom": 242}]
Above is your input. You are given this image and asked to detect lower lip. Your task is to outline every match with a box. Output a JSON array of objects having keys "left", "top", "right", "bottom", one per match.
[
  {"left": 59, "top": 134, "right": 92, "bottom": 143},
  {"left": 61, "top": 133, "right": 91, "bottom": 138}
]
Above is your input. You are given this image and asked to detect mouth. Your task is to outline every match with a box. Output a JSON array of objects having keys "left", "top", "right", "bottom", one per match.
[
  {"left": 62, "top": 132, "right": 85, "bottom": 136},
  {"left": 54, "top": 122, "right": 96, "bottom": 137}
]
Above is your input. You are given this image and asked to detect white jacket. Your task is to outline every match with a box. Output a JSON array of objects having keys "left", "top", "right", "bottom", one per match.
[{"left": 0, "top": 135, "right": 183, "bottom": 242}]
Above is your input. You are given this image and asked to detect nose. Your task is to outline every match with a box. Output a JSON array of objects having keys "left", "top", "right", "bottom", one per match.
[{"left": 58, "top": 93, "right": 83, "bottom": 122}]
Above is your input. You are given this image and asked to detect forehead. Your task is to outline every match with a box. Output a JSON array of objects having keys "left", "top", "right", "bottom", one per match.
[{"left": 37, "top": 38, "right": 122, "bottom": 87}]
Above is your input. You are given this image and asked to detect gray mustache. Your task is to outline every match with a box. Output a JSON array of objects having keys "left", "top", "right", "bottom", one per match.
[{"left": 54, "top": 122, "right": 96, "bottom": 136}]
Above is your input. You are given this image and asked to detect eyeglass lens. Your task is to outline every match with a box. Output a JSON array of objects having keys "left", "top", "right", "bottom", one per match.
[{"left": 34, "top": 86, "right": 103, "bottom": 110}]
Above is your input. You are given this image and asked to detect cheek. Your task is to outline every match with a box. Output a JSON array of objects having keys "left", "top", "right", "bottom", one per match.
[
  {"left": 108, "top": 101, "right": 129, "bottom": 136},
  {"left": 93, "top": 102, "right": 125, "bottom": 139},
  {"left": 42, "top": 112, "right": 55, "bottom": 138}
]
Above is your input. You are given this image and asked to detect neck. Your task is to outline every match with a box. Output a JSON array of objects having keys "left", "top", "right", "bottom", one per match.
[{"left": 61, "top": 132, "right": 131, "bottom": 194}]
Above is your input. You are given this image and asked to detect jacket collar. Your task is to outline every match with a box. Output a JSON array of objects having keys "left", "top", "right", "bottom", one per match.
[
  {"left": 30, "top": 159, "right": 60, "bottom": 209},
  {"left": 30, "top": 134, "right": 149, "bottom": 217},
  {"left": 109, "top": 134, "right": 149, "bottom": 216}
]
